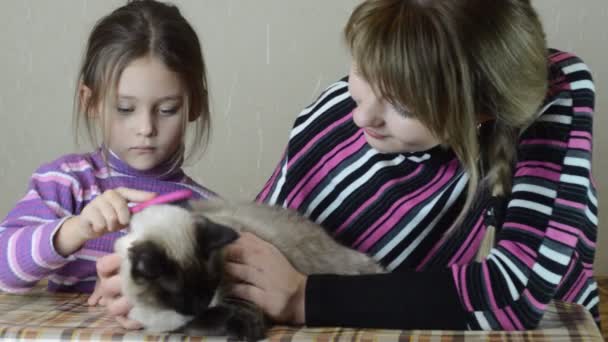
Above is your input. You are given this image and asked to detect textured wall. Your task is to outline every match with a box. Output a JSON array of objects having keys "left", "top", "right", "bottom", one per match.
[{"left": 0, "top": 0, "right": 606, "bottom": 273}]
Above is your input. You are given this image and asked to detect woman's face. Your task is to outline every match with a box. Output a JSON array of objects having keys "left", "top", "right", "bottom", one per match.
[{"left": 348, "top": 63, "right": 440, "bottom": 154}]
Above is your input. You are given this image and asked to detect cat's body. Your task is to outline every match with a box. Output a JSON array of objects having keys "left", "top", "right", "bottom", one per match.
[{"left": 114, "top": 199, "right": 384, "bottom": 340}]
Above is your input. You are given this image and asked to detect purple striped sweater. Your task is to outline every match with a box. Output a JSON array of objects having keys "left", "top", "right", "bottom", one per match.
[
  {"left": 257, "top": 50, "right": 599, "bottom": 329},
  {"left": 0, "top": 150, "right": 214, "bottom": 293}
]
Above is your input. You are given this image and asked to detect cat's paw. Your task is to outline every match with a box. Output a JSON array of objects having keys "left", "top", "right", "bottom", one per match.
[
  {"left": 225, "top": 304, "right": 268, "bottom": 341},
  {"left": 182, "top": 302, "right": 267, "bottom": 340},
  {"left": 181, "top": 305, "right": 232, "bottom": 336}
]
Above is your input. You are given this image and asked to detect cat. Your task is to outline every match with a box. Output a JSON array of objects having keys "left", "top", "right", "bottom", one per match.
[{"left": 114, "top": 198, "right": 384, "bottom": 340}]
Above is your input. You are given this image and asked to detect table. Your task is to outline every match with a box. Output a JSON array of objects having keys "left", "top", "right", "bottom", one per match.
[{"left": 0, "top": 284, "right": 602, "bottom": 341}]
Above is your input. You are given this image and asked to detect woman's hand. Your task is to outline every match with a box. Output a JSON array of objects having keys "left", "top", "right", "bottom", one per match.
[
  {"left": 88, "top": 253, "right": 143, "bottom": 330},
  {"left": 224, "top": 232, "right": 307, "bottom": 325},
  {"left": 54, "top": 187, "right": 156, "bottom": 256}
]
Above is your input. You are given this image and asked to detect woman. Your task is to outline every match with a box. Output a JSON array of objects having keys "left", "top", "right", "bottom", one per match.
[{"left": 226, "top": 0, "right": 599, "bottom": 330}]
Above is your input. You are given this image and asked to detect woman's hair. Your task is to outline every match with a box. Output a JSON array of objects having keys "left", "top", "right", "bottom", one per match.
[
  {"left": 74, "top": 0, "right": 210, "bottom": 161},
  {"left": 344, "top": 0, "right": 548, "bottom": 230}
]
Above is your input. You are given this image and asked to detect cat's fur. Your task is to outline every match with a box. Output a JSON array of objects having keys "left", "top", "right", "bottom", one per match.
[{"left": 114, "top": 199, "right": 384, "bottom": 340}]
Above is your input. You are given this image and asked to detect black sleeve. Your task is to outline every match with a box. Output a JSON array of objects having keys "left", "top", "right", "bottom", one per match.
[{"left": 305, "top": 270, "right": 467, "bottom": 330}]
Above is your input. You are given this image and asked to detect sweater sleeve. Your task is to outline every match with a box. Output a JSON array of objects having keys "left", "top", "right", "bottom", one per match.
[
  {"left": 258, "top": 53, "right": 597, "bottom": 330},
  {"left": 0, "top": 162, "right": 81, "bottom": 293},
  {"left": 448, "top": 52, "right": 597, "bottom": 329}
]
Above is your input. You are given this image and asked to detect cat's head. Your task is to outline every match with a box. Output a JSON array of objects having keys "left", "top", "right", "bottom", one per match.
[{"left": 114, "top": 203, "right": 239, "bottom": 318}]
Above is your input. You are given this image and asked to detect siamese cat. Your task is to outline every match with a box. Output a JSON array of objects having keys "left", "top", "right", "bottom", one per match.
[{"left": 114, "top": 199, "right": 384, "bottom": 340}]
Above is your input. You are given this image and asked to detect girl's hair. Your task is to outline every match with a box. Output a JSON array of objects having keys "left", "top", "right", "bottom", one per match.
[
  {"left": 74, "top": 0, "right": 210, "bottom": 161},
  {"left": 344, "top": 0, "right": 548, "bottom": 232}
]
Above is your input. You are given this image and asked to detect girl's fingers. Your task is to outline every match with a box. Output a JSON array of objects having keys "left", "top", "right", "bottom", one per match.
[
  {"left": 114, "top": 187, "right": 156, "bottom": 203},
  {"left": 86, "top": 206, "right": 106, "bottom": 234},
  {"left": 95, "top": 198, "right": 120, "bottom": 232},
  {"left": 105, "top": 191, "right": 130, "bottom": 225}
]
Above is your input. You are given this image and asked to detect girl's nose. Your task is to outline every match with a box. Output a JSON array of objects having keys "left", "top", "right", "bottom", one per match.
[{"left": 137, "top": 112, "right": 157, "bottom": 137}]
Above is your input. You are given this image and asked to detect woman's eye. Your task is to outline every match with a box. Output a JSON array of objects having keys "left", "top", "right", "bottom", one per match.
[
  {"left": 396, "top": 105, "right": 414, "bottom": 118},
  {"left": 400, "top": 110, "right": 413, "bottom": 118}
]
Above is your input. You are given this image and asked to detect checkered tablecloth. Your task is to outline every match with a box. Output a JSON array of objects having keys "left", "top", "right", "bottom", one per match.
[{"left": 0, "top": 284, "right": 602, "bottom": 341}]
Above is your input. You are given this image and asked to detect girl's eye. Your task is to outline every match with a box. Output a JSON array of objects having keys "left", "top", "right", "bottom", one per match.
[
  {"left": 159, "top": 107, "right": 180, "bottom": 116},
  {"left": 117, "top": 107, "right": 134, "bottom": 114}
]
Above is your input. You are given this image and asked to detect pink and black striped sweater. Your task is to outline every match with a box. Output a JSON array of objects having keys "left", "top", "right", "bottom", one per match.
[{"left": 257, "top": 50, "right": 599, "bottom": 330}]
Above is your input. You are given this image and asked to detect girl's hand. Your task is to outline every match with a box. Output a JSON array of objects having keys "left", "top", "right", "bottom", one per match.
[
  {"left": 54, "top": 188, "right": 155, "bottom": 256},
  {"left": 78, "top": 187, "right": 156, "bottom": 239},
  {"left": 88, "top": 253, "right": 143, "bottom": 330},
  {"left": 224, "top": 232, "right": 307, "bottom": 325}
]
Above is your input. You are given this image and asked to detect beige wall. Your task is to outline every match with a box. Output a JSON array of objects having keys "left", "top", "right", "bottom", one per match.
[{"left": 0, "top": 1, "right": 606, "bottom": 273}]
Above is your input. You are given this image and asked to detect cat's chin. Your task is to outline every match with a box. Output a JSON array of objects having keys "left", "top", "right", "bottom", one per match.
[{"left": 129, "top": 304, "right": 194, "bottom": 333}]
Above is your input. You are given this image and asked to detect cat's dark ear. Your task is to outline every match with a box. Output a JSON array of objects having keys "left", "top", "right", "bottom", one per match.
[{"left": 197, "top": 219, "right": 239, "bottom": 255}]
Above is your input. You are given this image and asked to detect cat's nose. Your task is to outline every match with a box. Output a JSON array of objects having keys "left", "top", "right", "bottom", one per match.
[{"left": 129, "top": 241, "right": 166, "bottom": 280}]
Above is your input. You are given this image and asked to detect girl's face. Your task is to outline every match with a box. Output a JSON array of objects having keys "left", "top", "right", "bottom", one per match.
[
  {"left": 104, "top": 56, "right": 186, "bottom": 171},
  {"left": 348, "top": 63, "right": 439, "bottom": 154}
]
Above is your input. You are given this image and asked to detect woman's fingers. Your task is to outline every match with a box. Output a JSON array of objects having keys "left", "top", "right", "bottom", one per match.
[
  {"left": 107, "top": 296, "right": 133, "bottom": 317},
  {"left": 230, "top": 283, "right": 265, "bottom": 307},
  {"left": 89, "top": 254, "right": 123, "bottom": 306},
  {"left": 97, "top": 253, "right": 122, "bottom": 278},
  {"left": 115, "top": 315, "right": 143, "bottom": 330},
  {"left": 225, "top": 261, "right": 265, "bottom": 287},
  {"left": 87, "top": 282, "right": 103, "bottom": 306}
]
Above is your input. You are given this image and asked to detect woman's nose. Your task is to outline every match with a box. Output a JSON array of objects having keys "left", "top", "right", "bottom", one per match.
[{"left": 353, "top": 102, "right": 383, "bottom": 128}]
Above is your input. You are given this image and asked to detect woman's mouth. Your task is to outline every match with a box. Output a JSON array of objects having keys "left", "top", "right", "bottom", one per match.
[{"left": 363, "top": 129, "right": 386, "bottom": 140}]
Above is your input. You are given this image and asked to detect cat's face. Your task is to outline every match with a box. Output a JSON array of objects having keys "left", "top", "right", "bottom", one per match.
[{"left": 114, "top": 204, "right": 239, "bottom": 318}]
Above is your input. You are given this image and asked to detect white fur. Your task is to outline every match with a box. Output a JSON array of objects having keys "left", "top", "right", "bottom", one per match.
[
  {"left": 129, "top": 305, "right": 193, "bottom": 332},
  {"left": 114, "top": 204, "right": 199, "bottom": 331},
  {"left": 126, "top": 205, "right": 198, "bottom": 267}
]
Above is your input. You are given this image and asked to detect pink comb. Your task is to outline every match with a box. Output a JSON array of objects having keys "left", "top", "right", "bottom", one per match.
[{"left": 130, "top": 189, "right": 194, "bottom": 214}]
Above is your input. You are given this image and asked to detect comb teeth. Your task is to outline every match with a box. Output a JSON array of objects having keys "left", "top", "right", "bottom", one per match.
[{"left": 130, "top": 189, "right": 194, "bottom": 214}]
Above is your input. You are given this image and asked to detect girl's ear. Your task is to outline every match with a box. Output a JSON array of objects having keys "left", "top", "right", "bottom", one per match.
[
  {"left": 188, "top": 109, "right": 200, "bottom": 122},
  {"left": 78, "top": 83, "right": 98, "bottom": 118}
]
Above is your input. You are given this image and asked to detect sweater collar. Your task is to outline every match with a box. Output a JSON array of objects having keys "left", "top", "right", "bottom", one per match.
[{"left": 97, "top": 148, "right": 186, "bottom": 181}]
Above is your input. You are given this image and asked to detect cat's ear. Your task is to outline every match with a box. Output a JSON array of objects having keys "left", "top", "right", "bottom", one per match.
[{"left": 197, "top": 219, "right": 239, "bottom": 255}]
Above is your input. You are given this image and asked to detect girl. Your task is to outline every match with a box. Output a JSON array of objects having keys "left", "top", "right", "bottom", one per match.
[
  {"left": 0, "top": 0, "right": 214, "bottom": 301},
  {"left": 226, "top": 0, "right": 599, "bottom": 331}
]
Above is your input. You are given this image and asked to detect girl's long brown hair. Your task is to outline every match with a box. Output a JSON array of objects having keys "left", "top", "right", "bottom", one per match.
[{"left": 75, "top": 0, "right": 210, "bottom": 162}]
